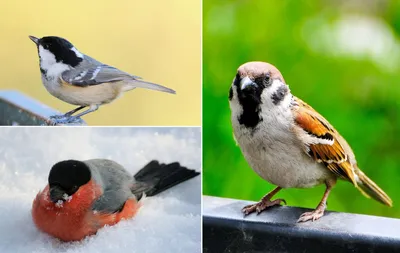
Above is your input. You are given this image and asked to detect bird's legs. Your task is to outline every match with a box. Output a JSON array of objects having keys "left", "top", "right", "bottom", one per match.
[
  {"left": 50, "top": 106, "right": 86, "bottom": 119},
  {"left": 63, "top": 106, "right": 87, "bottom": 117},
  {"left": 48, "top": 105, "right": 99, "bottom": 125},
  {"left": 71, "top": 104, "right": 99, "bottom": 118},
  {"left": 242, "top": 186, "right": 286, "bottom": 215},
  {"left": 297, "top": 178, "right": 337, "bottom": 222}
]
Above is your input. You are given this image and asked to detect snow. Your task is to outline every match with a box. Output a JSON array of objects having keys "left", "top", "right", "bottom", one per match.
[{"left": 0, "top": 127, "right": 201, "bottom": 253}]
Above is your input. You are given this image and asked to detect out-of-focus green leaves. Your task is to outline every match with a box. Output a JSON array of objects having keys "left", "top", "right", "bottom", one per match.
[{"left": 203, "top": 0, "right": 400, "bottom": 218}]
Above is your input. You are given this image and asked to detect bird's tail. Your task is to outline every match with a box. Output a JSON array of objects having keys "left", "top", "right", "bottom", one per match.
[
  {"left": 355, "top": 168, "right": 392, "bottom": 207},
  {"left": 124, "top": 79, "right": 176, "bottom": 94},
  {"left": 130, "top": 160, "right": 199, "bottom": 199}
]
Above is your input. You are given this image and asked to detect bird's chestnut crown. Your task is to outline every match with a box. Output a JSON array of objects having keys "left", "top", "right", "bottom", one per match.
[{"left": 48, "top": 160, "right": 91, "bottom": 196}]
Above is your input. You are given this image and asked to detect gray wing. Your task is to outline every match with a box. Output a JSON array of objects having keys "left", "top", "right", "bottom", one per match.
[
  {"left": 61, "top": 56, "right": 141, "bottom": 87},
  {"left": 85, "top": 159, "right": 136, "bottom": 213},
  {"left": 62, "top": 56, "right": 176, "bottom": 94},
  {"left": 91, "top": 187, "right": 131, "bottom": 213}
]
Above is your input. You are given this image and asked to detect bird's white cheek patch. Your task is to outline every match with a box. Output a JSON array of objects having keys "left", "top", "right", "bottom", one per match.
[
  {"left": 38, "top": 45, "right": 70, "bottom": 77},
  {"left": 38, "top": 46, "right": 57, "bottom": 69},
  {"left": 229, "top": 87, "right": 244, "bottom": 120},
  {"left": 265, "top": 79, "right": 282, "bottom": 97}
]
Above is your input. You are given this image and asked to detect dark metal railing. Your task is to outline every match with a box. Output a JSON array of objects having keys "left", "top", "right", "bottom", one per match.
[
  {"left": 203, "top": 195, "right": 400, "bottom": 253},
  {"left": 0, "top": 90, "right": 86, "bottom": 126}
]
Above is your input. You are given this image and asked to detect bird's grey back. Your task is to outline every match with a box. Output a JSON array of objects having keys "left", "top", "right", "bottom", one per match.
[{"left": 84, "top": 159, "right": 135, "bottom": 213}]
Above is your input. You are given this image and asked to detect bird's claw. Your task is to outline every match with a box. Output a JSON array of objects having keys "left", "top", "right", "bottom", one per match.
[
  {"left": 46, "top": 115, "right": 84, "bottom": 126},
  {"left": 242, "top": 198, "right": 286, "bottom": 216},
  {"left": 49, "top": 114, "right": 69, "bottom": 120},
  {"left": 297, "top": 209, "right": 324, "bottom": 223}
]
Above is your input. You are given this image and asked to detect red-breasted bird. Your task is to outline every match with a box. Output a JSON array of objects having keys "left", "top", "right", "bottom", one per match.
[{"left": 32, "top": 159, "right": 199, "bottom": 241}]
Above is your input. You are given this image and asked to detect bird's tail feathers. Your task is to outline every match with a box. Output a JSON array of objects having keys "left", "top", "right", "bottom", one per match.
[
  {"left": 355, "top": 169, "right": 392, "bottom": 207},
  {"left": 130, "top": 160, "right": 199, "bottom": 199},
  {"left": 123, "top": 79, "right": 176, "bottom": 94}
]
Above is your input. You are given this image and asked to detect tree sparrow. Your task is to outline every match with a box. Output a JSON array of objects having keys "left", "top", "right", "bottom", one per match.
[{"left": 229, "top": 61, "right": 392, "bottom": 222}]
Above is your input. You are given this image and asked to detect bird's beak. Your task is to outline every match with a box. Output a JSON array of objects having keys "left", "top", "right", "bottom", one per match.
[
  {"left": 29, "top": 35, "right": 39, "bottom": 45},
  {"left": 49, "top": 185, "right": 66, "bottom": 203},
  {"left": 240, "top": 76, "right": 257, "bottom": 90}
]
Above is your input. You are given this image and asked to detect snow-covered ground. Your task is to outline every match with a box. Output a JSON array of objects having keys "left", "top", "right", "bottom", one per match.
[{"left": 0, "top": 127, "right": 201, "bottom": 253}]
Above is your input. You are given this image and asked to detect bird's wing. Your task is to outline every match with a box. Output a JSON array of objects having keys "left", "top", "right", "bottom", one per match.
[
  {"left": 86, "top": 159, "right": 135, "bottom": 214},
  {"left": 61, "top": 64, "right": 140, "bottom": 87},
  {"left": 292, "top": 97, "right": 357, "bottom": 185},
  {"left": 91, "top": 185, "right": 131, "bottom": 213},
  {"left": 61, "top": 63, "right": 176, "bottom": 94}
]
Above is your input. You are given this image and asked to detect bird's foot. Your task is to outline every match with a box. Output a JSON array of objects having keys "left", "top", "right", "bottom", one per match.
[
  {"left": 49, "top": 114, "right": 69, "bottom": 120},
  {"left": 297, "top": 208, "right": 325, "bottom": 223},
  {"left": 46, "top": 115, "right": 84, "bottom": 126},
  {"left": 242, "top": 198, "right": 286, "bottom": 216}
]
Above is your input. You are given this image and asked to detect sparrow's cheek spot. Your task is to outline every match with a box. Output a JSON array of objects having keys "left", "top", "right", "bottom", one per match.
[
  {"left": 271, "top": 85, "right": 289, "bottom": 105},
  {"left": 229, "top": 87, "right": 233, "bottom": 100}
]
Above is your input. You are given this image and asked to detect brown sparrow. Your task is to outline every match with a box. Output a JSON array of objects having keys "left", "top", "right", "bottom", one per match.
[{"left": 229, "top": 61, "right": 392, "bottom": 222}]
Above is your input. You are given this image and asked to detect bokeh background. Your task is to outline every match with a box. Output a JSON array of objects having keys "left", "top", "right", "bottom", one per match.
[
  {"left": 203, "top": 0, "right": 400, "bottom": 218},
  {"left": 0, "top": 0, "right": 201, "bottom": 126}
]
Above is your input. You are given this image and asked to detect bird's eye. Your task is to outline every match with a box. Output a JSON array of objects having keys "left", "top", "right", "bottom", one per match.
[
  {"left": 71, "top": 185, "right": 78, "bottom": 191},
  {"left": 264, "top": 73, "right": 271, "bottom": 83}
]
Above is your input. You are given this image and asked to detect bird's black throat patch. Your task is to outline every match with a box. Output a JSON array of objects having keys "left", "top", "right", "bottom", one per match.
[{"left": 233, "top": 75, "right": 263, "bottom": 129}]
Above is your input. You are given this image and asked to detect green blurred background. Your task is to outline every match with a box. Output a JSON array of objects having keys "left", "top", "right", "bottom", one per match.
[
  {"left": 203, "top": 0, "right": 400, "bottom": 218},
  {"left": 0, "top": 0, "right": 200, "bottom": 126}
]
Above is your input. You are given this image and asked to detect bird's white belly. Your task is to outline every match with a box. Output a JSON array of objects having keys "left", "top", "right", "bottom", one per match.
[{"left": 235, "top": 128, "right": 333, "bottom": 188}]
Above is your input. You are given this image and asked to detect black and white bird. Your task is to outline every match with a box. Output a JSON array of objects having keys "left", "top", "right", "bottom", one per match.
[
  {"left": 29, "top": 35, "right": 175, "bottom": 124},
  {"left": 229, "top": 61, "right": 392, "bottom": 222}
]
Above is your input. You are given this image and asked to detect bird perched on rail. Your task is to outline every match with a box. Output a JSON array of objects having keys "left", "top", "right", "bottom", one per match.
[
  {"left": 32, "top": 159, "right": 199, "bottom": 241},
  {"left": 229, "top": 61, "right": 392, "bottom": 222},
  {"left": 29, "top": 35, "right": 175, "bottom": 125}
]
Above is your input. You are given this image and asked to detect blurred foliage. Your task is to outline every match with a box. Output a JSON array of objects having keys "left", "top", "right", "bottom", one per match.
[
  {"left": 0, "top": 0, "right": 200, "bottom": 126},
  {"left": 203, "top": 0, "right": 400, "bottom": 218}
]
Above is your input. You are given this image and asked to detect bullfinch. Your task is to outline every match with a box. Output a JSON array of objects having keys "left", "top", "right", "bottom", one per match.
[{"left": 31, "top": 159, "right": 199, "bottom": 241}]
